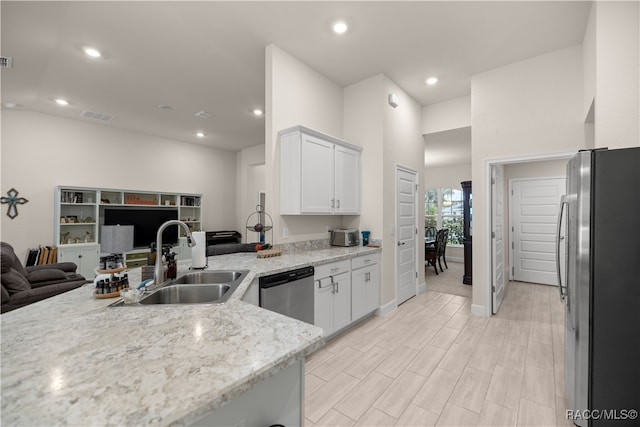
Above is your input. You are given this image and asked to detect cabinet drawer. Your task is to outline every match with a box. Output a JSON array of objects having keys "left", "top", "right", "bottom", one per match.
[
  {"left": 351, "top": 253, "right": 379, "bottom": 270},
  {"left": 315, "top": 259, "right": 350, "bottom": 279}
]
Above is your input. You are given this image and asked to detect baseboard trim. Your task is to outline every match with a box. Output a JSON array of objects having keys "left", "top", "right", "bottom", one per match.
[
  {"left": 376, "top": 299, "right": 397, "bottom": 317},
  {"left": 417, "top": 281, "right": 427, "bottom": 295},
  {"left": 471, "top": 304, "right": 490, "bottom": 317}
]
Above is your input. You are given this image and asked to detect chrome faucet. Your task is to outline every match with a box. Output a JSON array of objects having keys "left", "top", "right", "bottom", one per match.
[{"left": 154, "top": 220, "right": 196, "bottom": 286}]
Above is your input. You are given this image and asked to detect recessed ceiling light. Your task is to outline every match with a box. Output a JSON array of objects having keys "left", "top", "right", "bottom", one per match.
[
  {"left": 158, "top": 104, "right": 173, "bottom": 110},
  {"left": 333, "top": 21, "right": 348, "bottom": 34},
  {"left": 426, "top": 77, "right": 438, "bottom": 85},
  {"left": 195, "top": 132, "right": 205, "bottom": 138},
  {"left": 83, "top": 47, "right": 101, "bottom": 58},
  {"left": 253, "top": 109, "right": 263, "bottom": 116},
  {"left": 2, "top": 102, "right": 17, "bottom": 108},
  {"left": 54, "top": 98, "right": 69, "bottom": 106},
  {"left": 195, "top": 110, "right": 214, "bottom": 119}
]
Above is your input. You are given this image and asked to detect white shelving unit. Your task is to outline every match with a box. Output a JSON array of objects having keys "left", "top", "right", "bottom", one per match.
[{"left": 54, "top": 186, "right": 202, "bottom": 277}]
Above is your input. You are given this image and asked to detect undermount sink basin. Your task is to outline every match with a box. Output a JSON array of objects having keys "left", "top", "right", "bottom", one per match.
[
  {"left": 139, "top": 284, "right": 230, "bottom": 304},
  {"left": 110, "top": 269, "right": 249, "bottom": 307},
  {"left": 172, "top": 271, "right": 244, "bottom": 285}
]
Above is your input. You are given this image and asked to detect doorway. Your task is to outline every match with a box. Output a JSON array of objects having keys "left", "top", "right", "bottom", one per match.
[
  {"left": 482, "top": 152, "right": 574, "bottom": 317},
  {"left": 396, "top": 166, "right": 417, "bottom": 305}
]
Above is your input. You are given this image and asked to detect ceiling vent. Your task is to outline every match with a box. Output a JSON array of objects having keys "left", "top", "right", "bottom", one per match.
[
  {"left": 194, "top": 110, "right": 214, "bottom": 119},
  {"left": 1, "top": 56, "right": 13, "bottom": 68},
  {"left": 81, "top": 110, "right": 113, "bottom": 123}
]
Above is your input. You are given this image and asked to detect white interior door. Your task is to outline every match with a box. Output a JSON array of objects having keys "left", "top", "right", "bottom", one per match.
[
  {"left": 492, "top": 165, "right": 505, "bottom": 313},
  {"left": 510, "top": 177, "right": 566, "bottom": 285},
  {"left": 396, "top": 167, "right": 417, "bottom": 305}
]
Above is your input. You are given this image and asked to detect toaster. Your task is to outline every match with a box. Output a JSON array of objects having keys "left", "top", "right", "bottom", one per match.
[{"left": 330, "top": 229, "right": 360, "bottom": 247}]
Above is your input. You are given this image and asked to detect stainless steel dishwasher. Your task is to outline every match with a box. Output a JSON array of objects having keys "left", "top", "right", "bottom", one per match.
[{"left": 259, "top": 266, "right": 315, "bottom": 324}]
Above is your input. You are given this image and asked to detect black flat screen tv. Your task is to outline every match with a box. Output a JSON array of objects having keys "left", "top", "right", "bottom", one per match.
[{"left": 103, "top": 207, "right": 179, "bottom": 249}]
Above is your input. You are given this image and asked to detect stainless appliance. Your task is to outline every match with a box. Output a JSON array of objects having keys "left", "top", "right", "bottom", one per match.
[
  {"left": 557, "top": 147, "right": 640, "bottom": 426},
  {"left": 259, "top": 266, "right": 315, "bottom": 324},
  {"left": 330, "top": 229, "right": 359, "bottom": 247}
]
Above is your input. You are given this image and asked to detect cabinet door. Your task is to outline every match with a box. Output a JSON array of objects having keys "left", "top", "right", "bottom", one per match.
[
  {"left": 365, "top": 265, "right": 380, "bottom": 314},
  {"left": 334, "top": 146, "right": 360, "bottom": 214},
  {"left": 58, "top": 244, "right": 99, "bottom": 279},
  {"left": 351, "top": 267, "right": 367, "bottom": 321},
  {"left": 332, "top": 272, "right": 351, "bottom": 332},
  {"left": 314, "top": 278, "right": 334, "bottom": 335},
  {"left": 301, "top": 135, "right": 334, "bottom": 214}
]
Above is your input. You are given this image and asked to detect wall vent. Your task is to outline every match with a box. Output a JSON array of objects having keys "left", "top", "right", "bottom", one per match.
[
  {"left": 194, "top": 110, "right": 214, "bottom": 119},
  {"left": 1, "top": 56, "right": 13, "bottom": 68},
  {"left": 81, "top": 110, "right": 113, "bottom": 123}
]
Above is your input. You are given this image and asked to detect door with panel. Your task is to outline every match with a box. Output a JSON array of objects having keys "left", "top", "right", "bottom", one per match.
[
  {"left": 510, "top": 177, "right": 566, "bottom": 285},
  {"left": 396, "top": 167, "right": 417, "bottom": 305},
  {"left": 492, "top": 165, "right": 505, "bottom": 313}
]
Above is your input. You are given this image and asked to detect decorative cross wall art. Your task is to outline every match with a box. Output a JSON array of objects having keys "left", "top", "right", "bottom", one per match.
[{"left": 1, "top": 188, "right": 29, "bottom": 219}]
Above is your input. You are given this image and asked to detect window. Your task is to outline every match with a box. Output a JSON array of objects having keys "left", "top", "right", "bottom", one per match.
[{"left": 424, "top": 188, "right": 464, "bottom": 245}]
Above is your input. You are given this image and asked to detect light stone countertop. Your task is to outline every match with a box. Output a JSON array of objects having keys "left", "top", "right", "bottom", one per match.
[{"left": 1, "top": 245, "right": 381, "bottom": 426}]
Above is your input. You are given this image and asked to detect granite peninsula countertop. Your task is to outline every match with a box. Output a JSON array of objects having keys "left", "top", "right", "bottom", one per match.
[{"left": 1, "top": 245, "right": 380, "bottom": 426}]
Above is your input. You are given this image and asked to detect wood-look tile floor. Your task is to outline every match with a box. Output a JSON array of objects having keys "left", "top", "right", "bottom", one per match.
[{"left": 304, "top": 280, "right": 572, "bottom": 427}]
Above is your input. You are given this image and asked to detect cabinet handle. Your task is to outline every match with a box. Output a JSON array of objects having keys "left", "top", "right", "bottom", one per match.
[
  {"left": 331, "top": 199, "right": 335, "bottom": 208},
  {"left": 318, "top": 280, "right": 333, "bottom": 289},
  {"left": 78, "top": 254, "right": 82, "bottom": 258},
  {"left": 336, "top": 199, "right": 340, "bottom": 208}
]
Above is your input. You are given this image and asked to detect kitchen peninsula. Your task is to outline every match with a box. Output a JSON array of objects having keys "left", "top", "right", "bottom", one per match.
[{"left": 1, "top": 245, "right": 380, "bottom": 426}]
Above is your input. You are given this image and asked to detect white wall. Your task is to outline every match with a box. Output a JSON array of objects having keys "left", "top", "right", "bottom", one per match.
[
  {"left": 594, "top": 1, "right": 640, "bottom": 148},
  {"left": 343, "top": 75, "right": 385, "bottom": 244},
  {"left": 236, "top": 144, "right": 266, "bottom": 242},
  {"left": 382, "top": 76, "right": 426, "bottom": 305},
  {"left": 422, "top": 96, "right": 471, "bottom": 135},
  {"left": 424, "top": 163, "right": 471, "bottom": 189},
  {"left": 1, "top": 110, "right": 237, "bottom": 258},
  {"left": 265, "top": 44, "right": 344, "bottom": 245},
  {"left": 583, "top": 2, "right": 596, "bottom": 120},
  {"left": 471, "top": 45, "right": 586, "bottom": 315}
]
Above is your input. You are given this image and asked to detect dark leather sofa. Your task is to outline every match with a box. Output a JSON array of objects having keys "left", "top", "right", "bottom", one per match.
[{"left": 1, "top": 242, "right": 90, "bottom": 313}]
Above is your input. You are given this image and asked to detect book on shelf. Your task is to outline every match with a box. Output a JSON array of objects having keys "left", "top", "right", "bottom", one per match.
[
  {"left": 25, "top": 248, "right": 40, "bottom": 267},
  {"left": 25, "top": 246, "right": 59, "bottom": 266}
]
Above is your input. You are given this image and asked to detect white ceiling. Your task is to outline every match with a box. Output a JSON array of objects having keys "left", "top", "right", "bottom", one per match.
[{"left": 1, "top": 1, "right": 591, "bottom": 152}]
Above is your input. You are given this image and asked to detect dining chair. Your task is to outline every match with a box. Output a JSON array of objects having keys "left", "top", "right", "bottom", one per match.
[
  {"left": 438, "top": 228, "right": 449, "bottom": 271},
  {"left": 426, "top": 229, "right": 446, "bottom": 275}
]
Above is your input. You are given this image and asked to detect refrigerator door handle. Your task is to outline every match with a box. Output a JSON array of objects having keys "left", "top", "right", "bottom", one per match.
[{"left": 557, "top": 195, "right": 568, "bottom": 302}]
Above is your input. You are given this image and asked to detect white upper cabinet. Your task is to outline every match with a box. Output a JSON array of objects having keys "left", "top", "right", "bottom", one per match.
[
  {"left": 301, "top": 134, "right": 334, "bottom": 214},
  {"left": 280, "top": 126, "right": 361, "bottom": 215}
]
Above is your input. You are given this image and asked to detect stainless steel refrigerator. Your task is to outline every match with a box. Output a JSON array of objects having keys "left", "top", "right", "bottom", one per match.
[{"left": 557, "top": 147, "right": 640, "bottom": 426}]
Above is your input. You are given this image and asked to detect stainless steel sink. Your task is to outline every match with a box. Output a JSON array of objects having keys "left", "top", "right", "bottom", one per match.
[
  {"left": 139, "top": 284, "right": 230, "bottom": 304},
  {"left": 109, "top": 269, "right": 249, "bottom": 306},
  {"left": 172, "top": 271, "right": 244, "bottom": 285}
]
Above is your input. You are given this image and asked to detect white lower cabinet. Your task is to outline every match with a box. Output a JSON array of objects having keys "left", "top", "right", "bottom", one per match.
[
  {"left": 351, "top": 253, "right": 380, "bottom": 321},
  {"left": 57, "top": 243, "right": 100, "bottom": 279},
  {"left": 314, "top": 260, "right": 351, "bottom": 336}
]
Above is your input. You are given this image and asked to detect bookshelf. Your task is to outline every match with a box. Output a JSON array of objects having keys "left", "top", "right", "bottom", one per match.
[{"left": 54, "top": 186, "right": 202, "bottom": 278}]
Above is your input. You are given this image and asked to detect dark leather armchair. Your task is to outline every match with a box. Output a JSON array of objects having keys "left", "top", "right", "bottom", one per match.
[{"left": 1, "top": 242, "right": 90, "bottom": 313}]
